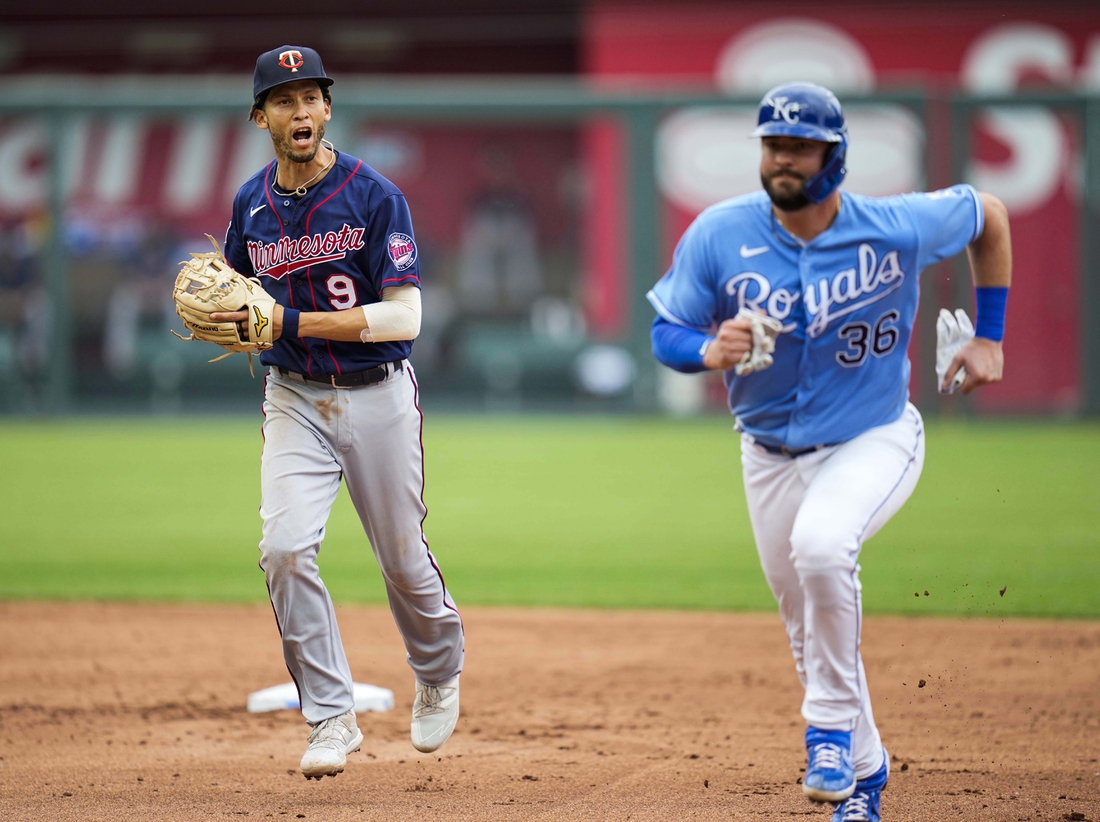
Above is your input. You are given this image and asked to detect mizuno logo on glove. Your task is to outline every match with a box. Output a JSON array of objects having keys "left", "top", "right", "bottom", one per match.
[{"left": 253, "top": 305, "right": 270, "bottom": 339}]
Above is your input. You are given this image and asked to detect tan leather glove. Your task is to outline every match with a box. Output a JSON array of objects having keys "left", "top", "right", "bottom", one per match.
[{"left": 171, "top": 235, "right": 276, "bottom": 374}]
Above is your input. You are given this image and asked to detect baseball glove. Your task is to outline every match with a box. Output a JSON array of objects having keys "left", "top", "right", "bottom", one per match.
[{"left": 171, "top": 235, "right": 276, "bottom": 375}]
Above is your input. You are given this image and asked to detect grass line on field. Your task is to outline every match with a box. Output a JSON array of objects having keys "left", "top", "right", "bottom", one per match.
[{"left": 0, "top": 416, "right": 1097, "bottom": 617}]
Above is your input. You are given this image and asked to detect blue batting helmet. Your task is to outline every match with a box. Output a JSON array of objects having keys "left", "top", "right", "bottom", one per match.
[{"left": 751, "top": 82, "right": 848, "bottom": 204}]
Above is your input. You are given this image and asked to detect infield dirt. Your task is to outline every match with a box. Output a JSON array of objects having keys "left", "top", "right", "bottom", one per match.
[{"left": 1, "top": 602, "right": 1097, "bottom": 821}]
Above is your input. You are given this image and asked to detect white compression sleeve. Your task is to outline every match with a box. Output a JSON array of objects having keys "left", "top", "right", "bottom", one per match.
[{"left": 359, "top": 284, "right": 422, "bottom": 343}]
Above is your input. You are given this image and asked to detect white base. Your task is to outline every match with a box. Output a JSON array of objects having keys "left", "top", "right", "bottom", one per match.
[{"left": 246, "top": 682, "right": 395, "bottom": 714}]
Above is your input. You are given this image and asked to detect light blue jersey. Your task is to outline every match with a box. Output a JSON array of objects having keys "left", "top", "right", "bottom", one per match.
[{"left": 648, "top": 186, "right": 983, "bottom": 449}]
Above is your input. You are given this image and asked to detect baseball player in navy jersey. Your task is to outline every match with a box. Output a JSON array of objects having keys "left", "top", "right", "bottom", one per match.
[
  {"left": 648, "top": 83, "right": 1011, "bottom": 821},
  {"left": 210, "top": 46, "right": 464, "bottom": 780}
]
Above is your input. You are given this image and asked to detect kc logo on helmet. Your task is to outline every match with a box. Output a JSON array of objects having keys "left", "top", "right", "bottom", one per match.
[
  {"left": 387, "top": 233, "right": 417, "bottom": 271},
  {"left": 767, "top": 96, "right": 802, "bottom": 124},
  {"left": 279, "top": 50, "right": 304, "bottom": 72}
]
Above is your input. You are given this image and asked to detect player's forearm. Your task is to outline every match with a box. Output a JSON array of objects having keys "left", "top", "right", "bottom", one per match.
[
  {"left": 277, "top": 285, "right": 421, "bottom": 343},
  {"left": 651, "top": 317, "right": 712, "bottom": 373},
  {"left": 965, "top": 192, "right": 1012, "bottom": 343},
  {"left": 290, "top": 306, "right": 368, "bottom": 342},
  {"left": 967, "top": 193, "right": 1011, "bottom": 289}
]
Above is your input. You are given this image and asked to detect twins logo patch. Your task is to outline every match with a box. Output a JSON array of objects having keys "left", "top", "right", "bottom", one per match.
[{"left": 387, "top": 233, "right": 417, "bottom": 271}]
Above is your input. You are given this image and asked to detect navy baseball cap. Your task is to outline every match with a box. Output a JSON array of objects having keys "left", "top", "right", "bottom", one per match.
[{"left": 252, "top": 46, "right": 334, "bottom": 100}]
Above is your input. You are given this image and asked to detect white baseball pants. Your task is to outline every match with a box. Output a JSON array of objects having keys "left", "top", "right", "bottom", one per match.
[
  {"left": 259, "top": 363, "right": 464, "bottom": 725},
  {"left": 741, "top": 403, "right": 925, "bottom": 779}
]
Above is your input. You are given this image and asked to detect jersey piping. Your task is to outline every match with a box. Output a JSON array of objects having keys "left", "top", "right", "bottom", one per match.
[{"left": 647, "top": 289, "right": 708, "bottom": 332}]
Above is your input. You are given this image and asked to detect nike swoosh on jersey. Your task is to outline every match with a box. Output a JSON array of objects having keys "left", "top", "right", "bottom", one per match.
[
  {"left": 740, "top": 244, "right": 769, "bottom": 258},
  {"left": 250, "top": 204, "right": 267, "bottom": 217}
]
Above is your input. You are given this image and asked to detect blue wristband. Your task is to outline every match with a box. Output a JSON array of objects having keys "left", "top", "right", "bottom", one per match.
[
  {"left": 280, "top": 307, "right": 300, "bottom": 339},
  {"left": 974, "top": 286, "right": 1008, "bottom": 342}
]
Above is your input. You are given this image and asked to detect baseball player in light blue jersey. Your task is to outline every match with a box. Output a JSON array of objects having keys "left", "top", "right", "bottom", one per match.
[{"left": 648, "top": 83, "right": 1011, "bottom": 822}]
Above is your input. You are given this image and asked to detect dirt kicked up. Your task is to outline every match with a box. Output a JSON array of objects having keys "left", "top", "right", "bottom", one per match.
[{"left": 1, "top": 602, "right": 1098, "bottom": 822}]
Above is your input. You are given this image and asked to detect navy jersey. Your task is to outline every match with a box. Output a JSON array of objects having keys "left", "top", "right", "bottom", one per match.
[
  {"left": 224, "top": 150, "right": 421, "bottom": 375},
  {"left": 648, "top": 186, "right": 983, "bottom": 449}
]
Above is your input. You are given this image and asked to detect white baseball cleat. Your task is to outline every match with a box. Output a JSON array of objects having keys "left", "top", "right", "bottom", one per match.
[
  {"left": 300, "top": 710, "right": 363, "bottom": 780},
  {"left": 410, "top": 675, "right": 460, "bottom": 753}
]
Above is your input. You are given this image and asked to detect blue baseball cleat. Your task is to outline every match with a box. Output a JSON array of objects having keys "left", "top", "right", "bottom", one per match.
[
  {"left": 802, "top": 727, "right": 856, "bottom": 802},
  {"left": 831, "top": 754, "right": 889, "bottom": 821}
]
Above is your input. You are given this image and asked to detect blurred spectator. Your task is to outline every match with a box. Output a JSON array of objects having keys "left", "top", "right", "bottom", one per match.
[
  {"left": 409, "top": 238, "right": 456, "bottom": 372},
  {"left": 102, "top": 222, "right": 180, "bottom": 379},
  {"left": 0, "top": 220, "right": 48, "bottom": 379},
  {"left": 457, "top": 146, "right": 543, "bottom": 316}
]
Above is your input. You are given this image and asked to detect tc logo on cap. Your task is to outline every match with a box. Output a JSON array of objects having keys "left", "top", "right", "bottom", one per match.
[{"left": 279, "top": 50, "right": 304, "bottom": 72}]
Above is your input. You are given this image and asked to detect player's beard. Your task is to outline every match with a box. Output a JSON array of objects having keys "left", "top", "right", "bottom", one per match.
[
  {"left": 761, "top": 170, "right": 810, "bottom": 211},
  {"left": 274, "top": 122, "right": 327, "bottom": 165}
]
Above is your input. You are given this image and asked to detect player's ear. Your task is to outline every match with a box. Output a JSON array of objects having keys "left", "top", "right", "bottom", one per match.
[
  {"left": 254, "top": 109, "right": 270, "bottom": 131},
  {"left": 323, "top": 99, "right": 331, "bottom": 123}
]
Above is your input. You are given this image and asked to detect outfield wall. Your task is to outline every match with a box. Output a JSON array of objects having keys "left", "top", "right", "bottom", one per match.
[{"left": 0, "top": 78, "right": 1097, "bottom": 415}]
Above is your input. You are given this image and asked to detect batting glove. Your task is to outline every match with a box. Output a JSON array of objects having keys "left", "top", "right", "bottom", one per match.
[{"left": 935, "top": 307, "right": 974, "bottom": 394}]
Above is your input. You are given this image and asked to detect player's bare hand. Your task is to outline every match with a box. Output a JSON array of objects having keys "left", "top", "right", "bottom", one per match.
[
  {"left": 944, "top": 337, "right": 1003, "bottom": 394},
  {"left": 703, "top": 316, "right": 754, "bottom": 371},
  {"left": 210, "top": 305, "right": 284, "bottom": 342}
]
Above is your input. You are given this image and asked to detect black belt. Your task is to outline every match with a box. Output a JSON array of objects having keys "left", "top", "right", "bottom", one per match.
[
  {"left": 754, "top": 440, "right": 837, "bottom": 458},
  {"left": 273, "top": 361, "right": 403, "bottom": 388}
]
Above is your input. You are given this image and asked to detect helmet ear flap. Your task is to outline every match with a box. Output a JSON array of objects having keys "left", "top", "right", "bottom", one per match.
[{"left": 803, "top": 134, "right": 848, "bottom": 204}]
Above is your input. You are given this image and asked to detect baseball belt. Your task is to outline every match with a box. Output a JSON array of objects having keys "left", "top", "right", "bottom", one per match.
[
  {"left": 754, "top": 440, "right": 840, "bottom": 459},
  {"left": 273, "top": 361, "right": 404, "bottom": 388}
]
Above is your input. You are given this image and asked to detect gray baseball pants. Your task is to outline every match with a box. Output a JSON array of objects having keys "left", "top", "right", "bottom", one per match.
[{"left": 259, "top": 362, "right": 464, "bottom": 725}]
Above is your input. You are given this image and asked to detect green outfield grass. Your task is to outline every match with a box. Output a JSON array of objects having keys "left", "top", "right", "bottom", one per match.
[{"left": 0, "top": 416, "right": 1096, "bottom": 617}]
